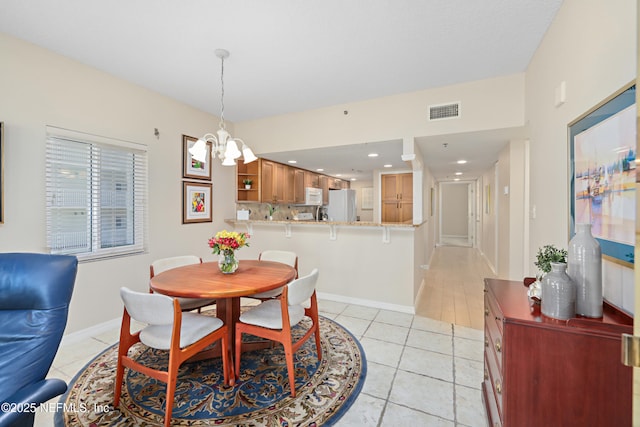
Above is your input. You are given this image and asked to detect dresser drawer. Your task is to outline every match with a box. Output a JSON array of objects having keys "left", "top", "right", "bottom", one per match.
[
  {"left": 482, "top": 365, "right": 502, "bottom": 427},
  {"left": 485, "top": 322, "right": 503, "bottom": 373},
  {"left": 485, "top": 346, "right": 503, "bottom": 418},
  {"left": 485, "top": 291, "right": 503, "bottom": 334}
]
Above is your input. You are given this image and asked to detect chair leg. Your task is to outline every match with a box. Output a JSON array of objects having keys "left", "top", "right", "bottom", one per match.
[
  {"left": 283, "top": 341, "right": 296, "bottom": 397},
  {"left": 114, "top": 311, "right": 136, "bottom": 407},
  {"left": 234, "top": 329, "right": 243, "bottom": 381},
  {"left": 113, "top": 353, "right": 125, "bottom": 407},
  {"left": 164, "top": 368, "right": 178, "bottom": 427}
]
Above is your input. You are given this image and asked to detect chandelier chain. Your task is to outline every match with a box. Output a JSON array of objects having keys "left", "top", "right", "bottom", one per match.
[{"left": 219, "top": 55, "right": 226, "bottom": 130}]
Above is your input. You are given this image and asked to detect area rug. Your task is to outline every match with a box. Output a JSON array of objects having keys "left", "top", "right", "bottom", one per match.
[{"left": 55, "top": 313, "right": 366, "bottom": 426}]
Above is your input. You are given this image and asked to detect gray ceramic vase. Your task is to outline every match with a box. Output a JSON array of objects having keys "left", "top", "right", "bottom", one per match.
[
  {"left": 541, "top": 262, "right": 576, "bottom": 320},
  {"left": 567, "top": 223, "right": 603, "bottom": 318}
]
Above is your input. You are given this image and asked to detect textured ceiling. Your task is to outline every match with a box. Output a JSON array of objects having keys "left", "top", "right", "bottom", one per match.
[{"left": 0, "top": 0, "right": 563, "bottom": 181}]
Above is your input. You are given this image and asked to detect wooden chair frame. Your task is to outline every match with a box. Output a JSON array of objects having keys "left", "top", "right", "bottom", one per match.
[
  {"left": 114, "top": 297, "right": 230, "bottom": 427},
  {"left": 235, "top": 285, "right": 321, "bottom": 397}
]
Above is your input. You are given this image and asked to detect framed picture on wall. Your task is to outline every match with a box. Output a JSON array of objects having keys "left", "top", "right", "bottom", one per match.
[
  {"left": 182, "top": 134, "right": 212, "bottom": 180},
  {"left": 568, "top": 82, "right": 636, "bottom": 267},
  {"left": 183, "top": 181, "right": 212, "bottom": 224},
  {"left": 0, "top": 122, "right": 3, "bottom": 224}
]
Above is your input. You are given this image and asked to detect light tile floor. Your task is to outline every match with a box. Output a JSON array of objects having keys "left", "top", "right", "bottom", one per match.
[
  {"left": 38, "top": 246, "right": 491, "bottom": 426},
  {"left": 325, "top": 300, "right": 486, "bottom": 427}
]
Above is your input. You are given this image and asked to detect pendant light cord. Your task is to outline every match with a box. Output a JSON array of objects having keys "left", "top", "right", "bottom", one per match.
[{"left": 219, "top": 55, "right": 226, "bottom": 130}]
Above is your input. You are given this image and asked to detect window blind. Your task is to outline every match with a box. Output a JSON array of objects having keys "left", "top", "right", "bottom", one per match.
[{"left": 45, "top": 129, "right": 148, "bottom": 261}]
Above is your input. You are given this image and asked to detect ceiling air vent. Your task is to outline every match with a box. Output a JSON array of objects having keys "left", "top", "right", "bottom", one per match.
[{"left": 428, "top": 102, "right": 461, "bottom": 121}]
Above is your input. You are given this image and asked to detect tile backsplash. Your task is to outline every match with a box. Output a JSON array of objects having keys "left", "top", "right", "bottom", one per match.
[{"left": 236, "top": 202, "right": 320, "bottom": 221}]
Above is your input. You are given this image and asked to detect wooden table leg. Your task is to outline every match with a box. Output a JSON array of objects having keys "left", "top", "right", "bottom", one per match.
[{"left": 215, "top": 297, "right": 240, "bottom": 383}]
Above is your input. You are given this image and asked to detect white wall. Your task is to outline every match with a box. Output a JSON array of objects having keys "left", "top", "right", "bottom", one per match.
[
  {"left": 230, "top": 223, "right": 417, "bottom": 312},
  {"left": 0, "top": 33, "right": 238, "bottom": 333},
  {"left": 237, "top": 74, "right": 526, "bottom": 155},
  {"left": 526, "top": 0, "right": 636, "bottom": 313},
  {"left": 496, "top": 140, "right": 527, "bottom": 280},
  {"left": 478, "top": 166, "right": 498, "bottom": 273}
]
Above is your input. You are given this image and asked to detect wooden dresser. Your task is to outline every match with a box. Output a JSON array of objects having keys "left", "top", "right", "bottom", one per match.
[{"left": 483, "top": 278, "right": 633, "bottom": 427}]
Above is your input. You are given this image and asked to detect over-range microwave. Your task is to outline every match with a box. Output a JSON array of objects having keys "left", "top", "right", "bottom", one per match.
[{"left": 305, "top": 187, "right": 323, "bottom": 205}]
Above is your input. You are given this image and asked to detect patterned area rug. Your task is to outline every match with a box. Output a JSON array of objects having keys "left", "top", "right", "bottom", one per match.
[{"left": 55, "top": 313, "right": 366, "bottom": 426}]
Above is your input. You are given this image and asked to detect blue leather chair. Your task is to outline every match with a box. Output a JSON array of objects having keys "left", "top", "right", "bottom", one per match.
[{"left": 0, "top": 253, "right": 77, "bottom": 427}]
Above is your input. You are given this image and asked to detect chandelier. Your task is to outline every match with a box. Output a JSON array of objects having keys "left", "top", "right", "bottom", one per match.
[{"left": 189, "top": 49, "right": 257, "bottom": 166}]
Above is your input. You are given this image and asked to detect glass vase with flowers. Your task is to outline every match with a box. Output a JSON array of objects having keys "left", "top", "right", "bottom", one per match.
[{"left": 208, "top": 230, "right": 250, "bottom": 274}]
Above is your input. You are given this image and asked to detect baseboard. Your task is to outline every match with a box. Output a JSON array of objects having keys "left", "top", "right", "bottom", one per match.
[
  {"left": 316, "top": 292, "right": 415, "bottom": 314},
  {"left": 479, "top": 250, "right": 497, "bottom": 275},
  {"left": 61, "top": 317, "right": 121, "bottom": 347}
]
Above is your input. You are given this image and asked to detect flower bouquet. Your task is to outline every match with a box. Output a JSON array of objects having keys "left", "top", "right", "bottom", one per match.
[{"left": 208, "top": 230, "right": 250, "bottom": 274}]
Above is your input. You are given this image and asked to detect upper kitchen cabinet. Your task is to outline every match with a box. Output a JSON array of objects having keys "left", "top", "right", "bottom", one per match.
[
  {"left": 381, "top": 173, "right": 413, "bottom": 223},
  {"left": 236, "top": 158, "right": 352, "bottom": 204},
  {"left": 285, "top": 165, "right": 296, "bottom": 203},
  {"left": 293, "top": 168, "right": 306, "bottom": 204},
  {"left": 304, "top": 171, "right": 320, "bottom": 188},
  {"left": 236, "top": 159, "right": 261, "bottom": 202},
  {"left": 261, "top": 159, "right": 289, "bottom": 204},
  {"left": 319, "top": 175, "right": 330, "bottom": 205}
]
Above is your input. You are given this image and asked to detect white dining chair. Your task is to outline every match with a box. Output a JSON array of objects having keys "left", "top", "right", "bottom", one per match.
[
  {"left": 235, "top": 268, "right": 320, "bottom": 397},
  {"left": 150, "top": 255, "right": 216, "bottom": 312},
  {"left": 114, "top": 287, "right": 230, "bottom": 427},
  {"left": 248, "top": 250, "right": 298, "bottom": 300}
]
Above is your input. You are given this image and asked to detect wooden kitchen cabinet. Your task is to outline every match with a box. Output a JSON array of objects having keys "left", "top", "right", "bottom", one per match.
[
  {"left": 293, "top": 168, "right": 306, "bottom": 203},
  {"left": 304, "top": 171, "right": 320, "bottom": 188},
  {"left": 381, "top": 173, "right": 412, "bottom": 223},
  {"left": 483, "top": 278, "right": 632, "bottom": 427},
  {"left": 284, "top": 165, "right": 295, "bottom": 203},
  {"left": 319, "top": 175, "right": 329, "bottom": 204},
  {"left": 261, "top": 159, "right": 288, "bottom": 203},
  {"left": 237, "top": 158, "right": 350, "bottom": 204},
  {"left": 236, "top": 159, "right": 261, "bottom": 202}
]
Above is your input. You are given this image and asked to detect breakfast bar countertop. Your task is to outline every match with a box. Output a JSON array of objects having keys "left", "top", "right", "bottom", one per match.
[{"left": 225, "top": 218, "right": 421, "bottom": 228}]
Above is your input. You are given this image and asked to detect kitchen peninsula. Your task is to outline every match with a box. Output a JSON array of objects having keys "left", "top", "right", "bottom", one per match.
[{"left": 225, "top": 217, "right": 426, "bottom": 314}]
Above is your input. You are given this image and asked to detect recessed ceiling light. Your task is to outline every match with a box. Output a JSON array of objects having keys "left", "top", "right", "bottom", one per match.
[
  {"left": 336, "top": 174, "right": 342, "bottom": 177},
  {"left": 316, "top": 168, "right": 324, "bottom": 172},
  {"left": 454, "top": 178, "right": 460, "bottom": 181},
  {"left": 368, "top": 153, "right": 379, "bottom": 157},
  {"left": 455, "top": 172, "right": 463, "bottom": 175},
  {"left": 457, "top": 160, "right": 467, "bottom": 164},
  {"left": 288, "top": 160, "right": 297, "bottom": 164},
  {"left": 384, "top": 164, "right": 393, "bottom": 168},
  {"left": 350, "top": 178, "right": 356, "bottom": 181}
]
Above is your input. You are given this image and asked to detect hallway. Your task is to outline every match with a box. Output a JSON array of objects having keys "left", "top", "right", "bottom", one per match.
[{"left": 416, "top": 245, "right": 496, "bottom": 330}]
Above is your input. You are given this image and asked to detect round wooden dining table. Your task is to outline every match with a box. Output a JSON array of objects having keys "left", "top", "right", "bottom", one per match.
[{"left": 149, "top": 259, "right": 297, "bottom": 379}]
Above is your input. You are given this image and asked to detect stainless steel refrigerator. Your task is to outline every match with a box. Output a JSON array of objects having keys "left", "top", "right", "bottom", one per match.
[{"left": 327, "top": 189, "right": 357, "bottom": 222}]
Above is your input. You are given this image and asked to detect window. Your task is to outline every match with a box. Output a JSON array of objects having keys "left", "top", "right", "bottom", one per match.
[{"left": 46, "top": 127, "right": 147, "bottom": 261}]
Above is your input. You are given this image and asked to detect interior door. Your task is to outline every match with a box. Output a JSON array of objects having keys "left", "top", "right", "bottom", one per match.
[{"left": 467, "top": 183, "right": 476, "bottom": 247}]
